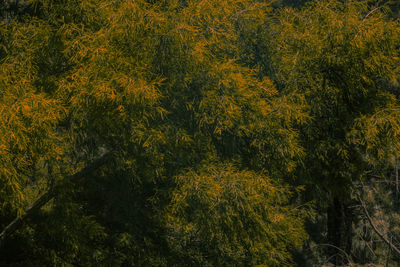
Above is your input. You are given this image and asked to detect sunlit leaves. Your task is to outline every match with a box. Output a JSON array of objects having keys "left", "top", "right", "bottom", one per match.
[
  {"left": 167, "top": 164, "right": 309, "bottom": 266},
  {"left": 271, "top": 0, "right": 400, "bottom": 191},
  {"left": 0, "top": 19, "right": 65, "bottom": 212},
  {"left": 1, "top": 0, "right": 312, "bottom": 265},
  {"left": 349, "top": 103, "right": 400, "bottom": 163}
]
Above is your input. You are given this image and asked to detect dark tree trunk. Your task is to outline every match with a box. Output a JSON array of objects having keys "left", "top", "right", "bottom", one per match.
[{"left": 327, "top": 197, "right": 354, "bottom": 265}]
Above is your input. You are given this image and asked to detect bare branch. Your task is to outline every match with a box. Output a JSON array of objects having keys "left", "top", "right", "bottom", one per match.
[
  {"left": 313, "top": 243, "right": 352, "bottom": 264},
  {"left": 358, "top": 196, "right": 400, "bottom": 256}
]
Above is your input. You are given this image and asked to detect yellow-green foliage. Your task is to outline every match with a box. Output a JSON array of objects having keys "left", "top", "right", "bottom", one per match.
[
  {"left": 168, "top": 164, "right": 309, "bottom": 266},
  {"left": 0, "top": 0, "right": 312, "bottom": 265},
  {"left": 5, "top": 0, "right": 398, "bottom": 266},
  {"left": 0, "top": 19, "right": 65, "bottom": 213},
  {"left": 271, "top": 0, "right": 400, "bottom": 191}
]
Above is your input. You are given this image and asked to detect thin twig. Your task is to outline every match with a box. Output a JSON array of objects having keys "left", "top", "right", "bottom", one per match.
[
  {"left": 353, "top": 5, "right": 384, "bottom": 40},
  {"left": 358, "top": 195, "right": 400, "bottom": 256}
]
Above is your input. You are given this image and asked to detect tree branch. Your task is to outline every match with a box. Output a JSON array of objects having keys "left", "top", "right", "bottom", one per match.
[
  {"left": 353, "top": 5, "right": 384, "bottom": 40},
  {"left": 358, "top": 196, "right": 400, "bottom": 256},
  {"left": 0, "top": 153, "right": 112, "bottom": 247}
]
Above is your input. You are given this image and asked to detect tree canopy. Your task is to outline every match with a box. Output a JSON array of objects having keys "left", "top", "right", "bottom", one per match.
[{"left": 0, "top": 0, "right": 399, "bottom": 266}]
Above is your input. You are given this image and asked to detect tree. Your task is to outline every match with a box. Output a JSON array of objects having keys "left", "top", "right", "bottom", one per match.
[
  {"left": 0, "top": 0, "right": 310, "bottom": 265},
  {"left": 270, "top": 0, "right": 400, "bottom": 264}
]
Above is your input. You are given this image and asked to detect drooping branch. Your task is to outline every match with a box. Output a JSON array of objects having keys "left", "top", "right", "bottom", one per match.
[
  {"left": 358, "top": 196, "right": 400, "bottom": 256},
  {"left": 0, "top": 153, "right": 112, "bottom": 247},
  {"left": 396, "top": 155, "right": 399, "bottom": 202},
  {"left": 310, "top": 243, "right": 352, "bottom": 264}
]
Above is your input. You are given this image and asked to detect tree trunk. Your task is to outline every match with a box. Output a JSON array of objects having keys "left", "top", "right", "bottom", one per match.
[
  {"left": 327, "top": 197, "right": 353, "bottom": 265},
  {"left": 395, "top": 155, "right": 398, "bottom": 207}
]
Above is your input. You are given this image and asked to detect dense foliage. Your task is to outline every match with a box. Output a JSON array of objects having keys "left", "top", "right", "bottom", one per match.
[{"left": 0, "top": 0, "right": 399, "bottom": 266}]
